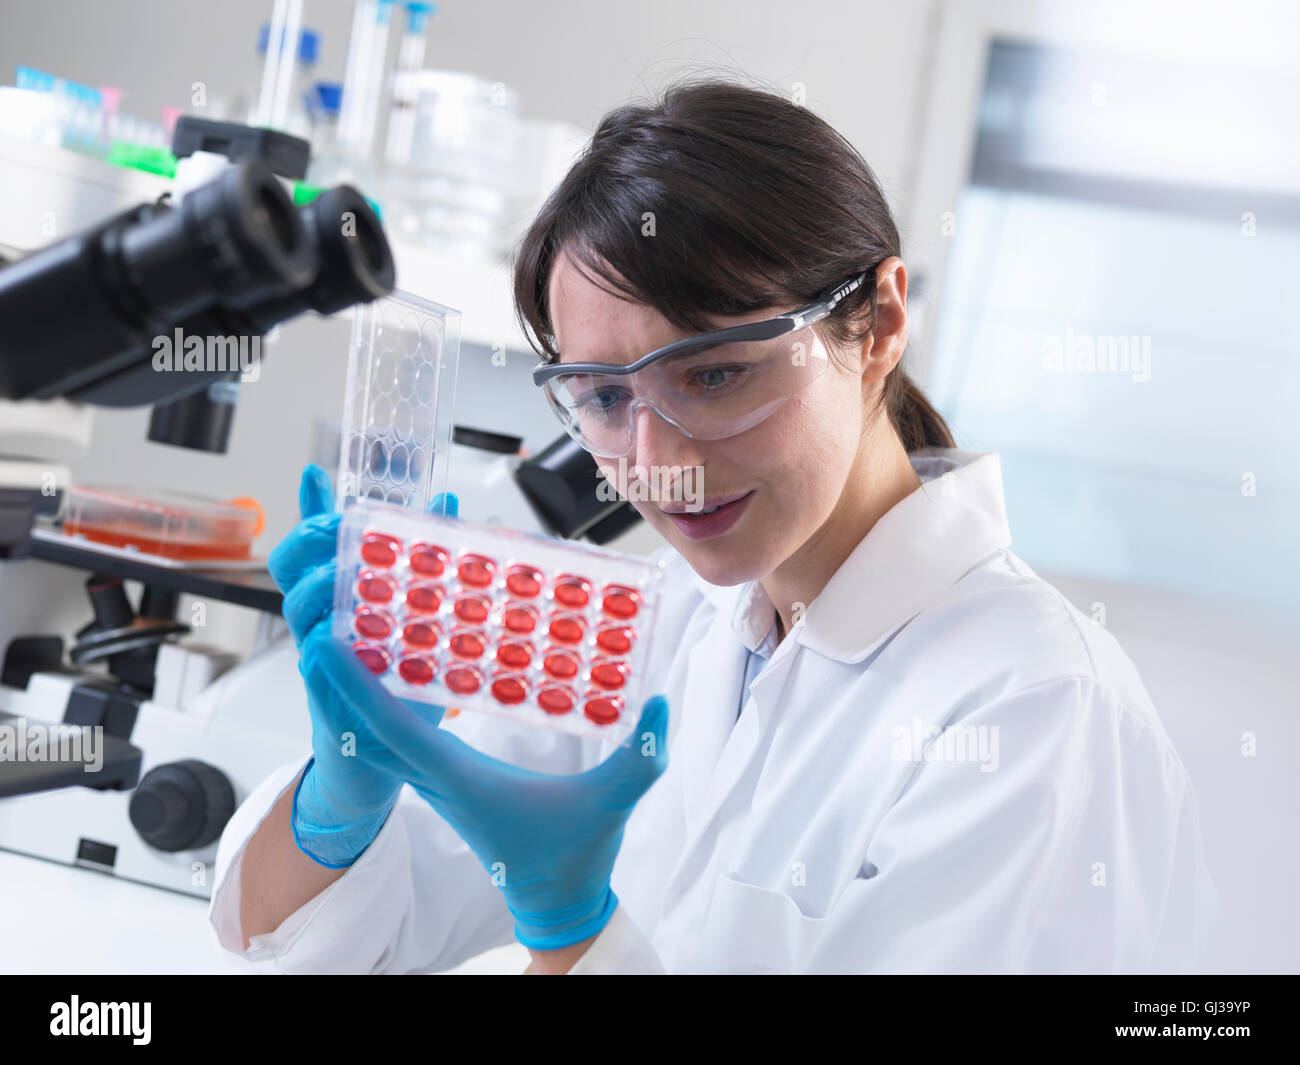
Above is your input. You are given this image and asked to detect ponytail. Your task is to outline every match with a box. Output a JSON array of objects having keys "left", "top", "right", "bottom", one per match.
[{"left": 885, "top": 369, "right": 956, "bottom": 452}]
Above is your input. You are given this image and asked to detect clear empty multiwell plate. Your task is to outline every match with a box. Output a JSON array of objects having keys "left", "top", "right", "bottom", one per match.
[
  {"left": 337, "top": 290, "right": 461, "bottom": 513},
  {"left": 333, "top": 500, "right": 667, "bottom": 747}
]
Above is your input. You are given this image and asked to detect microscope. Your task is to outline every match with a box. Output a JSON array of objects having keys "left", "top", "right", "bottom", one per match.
[{"left": 0, "top": 117, "right": 639, "bottom": 897}]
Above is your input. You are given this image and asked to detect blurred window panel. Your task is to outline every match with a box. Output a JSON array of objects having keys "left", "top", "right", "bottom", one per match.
[{"left": 927, "top": 39, "right": 1300, "bottom": 614}]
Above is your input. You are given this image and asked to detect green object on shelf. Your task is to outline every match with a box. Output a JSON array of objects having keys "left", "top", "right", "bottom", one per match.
[
  {"left": 292, "top": 180, "right": 326, "bottom": 204},
  {"left": 106, "top": 141, "right": 177, "bottom": 178},
  {"left": 292, "top": 181, "right": 383, "bottom": 222}
]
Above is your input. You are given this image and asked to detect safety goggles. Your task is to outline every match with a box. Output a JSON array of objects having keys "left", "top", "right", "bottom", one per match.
[{"left": 532, "top": 272, "right": 869, "bottom": 458}]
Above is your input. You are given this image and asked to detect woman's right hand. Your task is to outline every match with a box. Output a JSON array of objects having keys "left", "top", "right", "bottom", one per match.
[{"left": 267, "top": 464, "right": 404, "bottom": 868}]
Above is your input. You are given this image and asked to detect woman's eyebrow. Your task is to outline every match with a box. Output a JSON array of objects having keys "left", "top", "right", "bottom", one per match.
[
  {"left": 553, "top": 325, "right": 744, "bottom": 368},
  {"left": 555, "top": 350, "right": 636, "bottom": 367}
]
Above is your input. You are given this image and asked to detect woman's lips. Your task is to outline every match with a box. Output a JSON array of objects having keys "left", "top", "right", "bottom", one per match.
[{"left": 661, "top": 491, "right": 754, "bottom": 540}]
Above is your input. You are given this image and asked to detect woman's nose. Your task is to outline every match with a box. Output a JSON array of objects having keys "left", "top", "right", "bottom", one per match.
[{"left": 627, "top": 401, "right": 704, "bottom": 475}]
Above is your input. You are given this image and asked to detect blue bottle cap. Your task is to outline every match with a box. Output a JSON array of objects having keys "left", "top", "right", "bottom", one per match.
[
  {"left": 258, "top": 23, "right": 321, "bottom": 64},
  {"left": 312, "top": 82, "right": 342, "bottom": 115}
]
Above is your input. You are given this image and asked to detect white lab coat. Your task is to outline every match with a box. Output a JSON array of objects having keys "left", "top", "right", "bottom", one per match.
[{"left": 208, "top": 447, "right": 1221, "bottom": 973}]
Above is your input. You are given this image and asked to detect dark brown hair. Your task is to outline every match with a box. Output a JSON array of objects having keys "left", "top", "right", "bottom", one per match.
[{"left": 512, "top": 78, "right": 955, "bottom": 452}]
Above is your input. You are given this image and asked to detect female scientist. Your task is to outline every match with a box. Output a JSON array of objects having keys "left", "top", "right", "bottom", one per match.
[{"left": 209, "top": 80, "right": 1217, "bottom": 974}]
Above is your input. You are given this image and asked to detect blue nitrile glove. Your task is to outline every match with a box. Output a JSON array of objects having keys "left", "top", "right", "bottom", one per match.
[
  {"left": 298, "top": 627, "right": 670, "bottom": 950},
  {"left": 268, "top": 463, "right": 459, "bottom": 867}
]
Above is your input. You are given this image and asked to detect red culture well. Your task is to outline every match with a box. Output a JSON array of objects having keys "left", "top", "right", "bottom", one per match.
[
  {"left": 496, "top": 640, "right": 532, "bottom": 669},
  {"left": 445, "top": 665, "right": 482, "bottom": 695},
  {"left": 490, "top": 673, "right": 528, "bottom": 705},
  {"left": 552, "top": 575, "right": 590, "bottom": 609},
  {"left": 457, "top": 553, "right": 496, "bottom": 588},
  {"left": 583, "top": 695, "right": 622, "bottom": 725},
  {"left": 589, "top": 659, "right": 629, "bottom": 691},
  {"left": 398, "top": 656, "right": 436, "bottom": 685},
  {"left": 547, "top": 613, "right": 585, "bottom": 645},
  {"left": 354, "top": 608, "right": 394, "bottom": 640},
  {"left": 353, "top": 642, "right": 390, "bottom": 674},
  {"left": 448, "top": 630, "right": 486, "bottom": 660},
  {"left": 358, "top": 570, "right": 396, "bottom": 604},
  {"left": 361, "top": 532, "right": 402, "bottom": 568},
  {"left": 505, "top": 564, "right": 543, "bottom": 598},
  {"left": 538, "top": 685, "right": 575, "bottom": 715},
  {"left": 595, "top": 624, "right": 633, "bottom": 655},
  {"left": 601, "top": 584, "right": 640, "bottom": 619},
  {"left": 409, "top": 542, "right": 449, "bottom": 577}
]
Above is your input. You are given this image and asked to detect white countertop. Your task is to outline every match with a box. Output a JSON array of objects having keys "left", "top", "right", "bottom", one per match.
[{"left": 0, "top": 850, "right": 528, "bottom": 974}]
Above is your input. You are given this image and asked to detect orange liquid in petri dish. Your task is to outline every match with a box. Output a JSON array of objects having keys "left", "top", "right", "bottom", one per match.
[{"left": 62, "top": 522, "right": 253, "bottom": 561}]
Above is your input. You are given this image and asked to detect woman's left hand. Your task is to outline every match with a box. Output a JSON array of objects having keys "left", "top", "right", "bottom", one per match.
[{"left": 299, "top": 628, "right": 670, "bottom": 953}]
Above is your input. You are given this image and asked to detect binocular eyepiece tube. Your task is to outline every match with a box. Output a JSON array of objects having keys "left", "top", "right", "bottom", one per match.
[{"left": 0, "top": 159, "right": 396, "bottom": 415}]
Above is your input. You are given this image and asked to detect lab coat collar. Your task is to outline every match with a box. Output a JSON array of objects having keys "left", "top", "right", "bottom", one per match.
[{"left": 685, "top": 448, "right": 1012, "bottom": 664}]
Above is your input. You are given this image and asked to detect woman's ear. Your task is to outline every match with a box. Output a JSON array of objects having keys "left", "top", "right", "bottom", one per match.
[{"left": 861, "top": 257, "right": 909, "bottom": 384}]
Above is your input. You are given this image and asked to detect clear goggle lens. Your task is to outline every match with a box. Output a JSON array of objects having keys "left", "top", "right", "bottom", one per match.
[{"left": 543, "top": 327, "right": 830, "bottom": 457}]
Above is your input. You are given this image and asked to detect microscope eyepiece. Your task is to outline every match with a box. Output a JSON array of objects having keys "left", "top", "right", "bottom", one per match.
[
  {"left": 183, "top": 161, "right": 316, "bottom": 308},
  {"left": 119, "top": 161, "right": 315, "bottom": 319},
  {"left": 242, "top": 186, "right": 396, "bottom": 322},
  {"left": 0, "top": 161, "right": 396, "bottom": 410}
]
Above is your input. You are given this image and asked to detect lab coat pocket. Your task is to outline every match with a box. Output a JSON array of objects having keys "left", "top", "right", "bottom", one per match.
[{"left": 696, "top": 871, "right": 825, "bottom": 974}]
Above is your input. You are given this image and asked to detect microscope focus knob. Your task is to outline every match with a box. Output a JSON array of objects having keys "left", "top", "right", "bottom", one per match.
[{"left": 128, "top": 759, "right": 236, "bottom": 852}]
